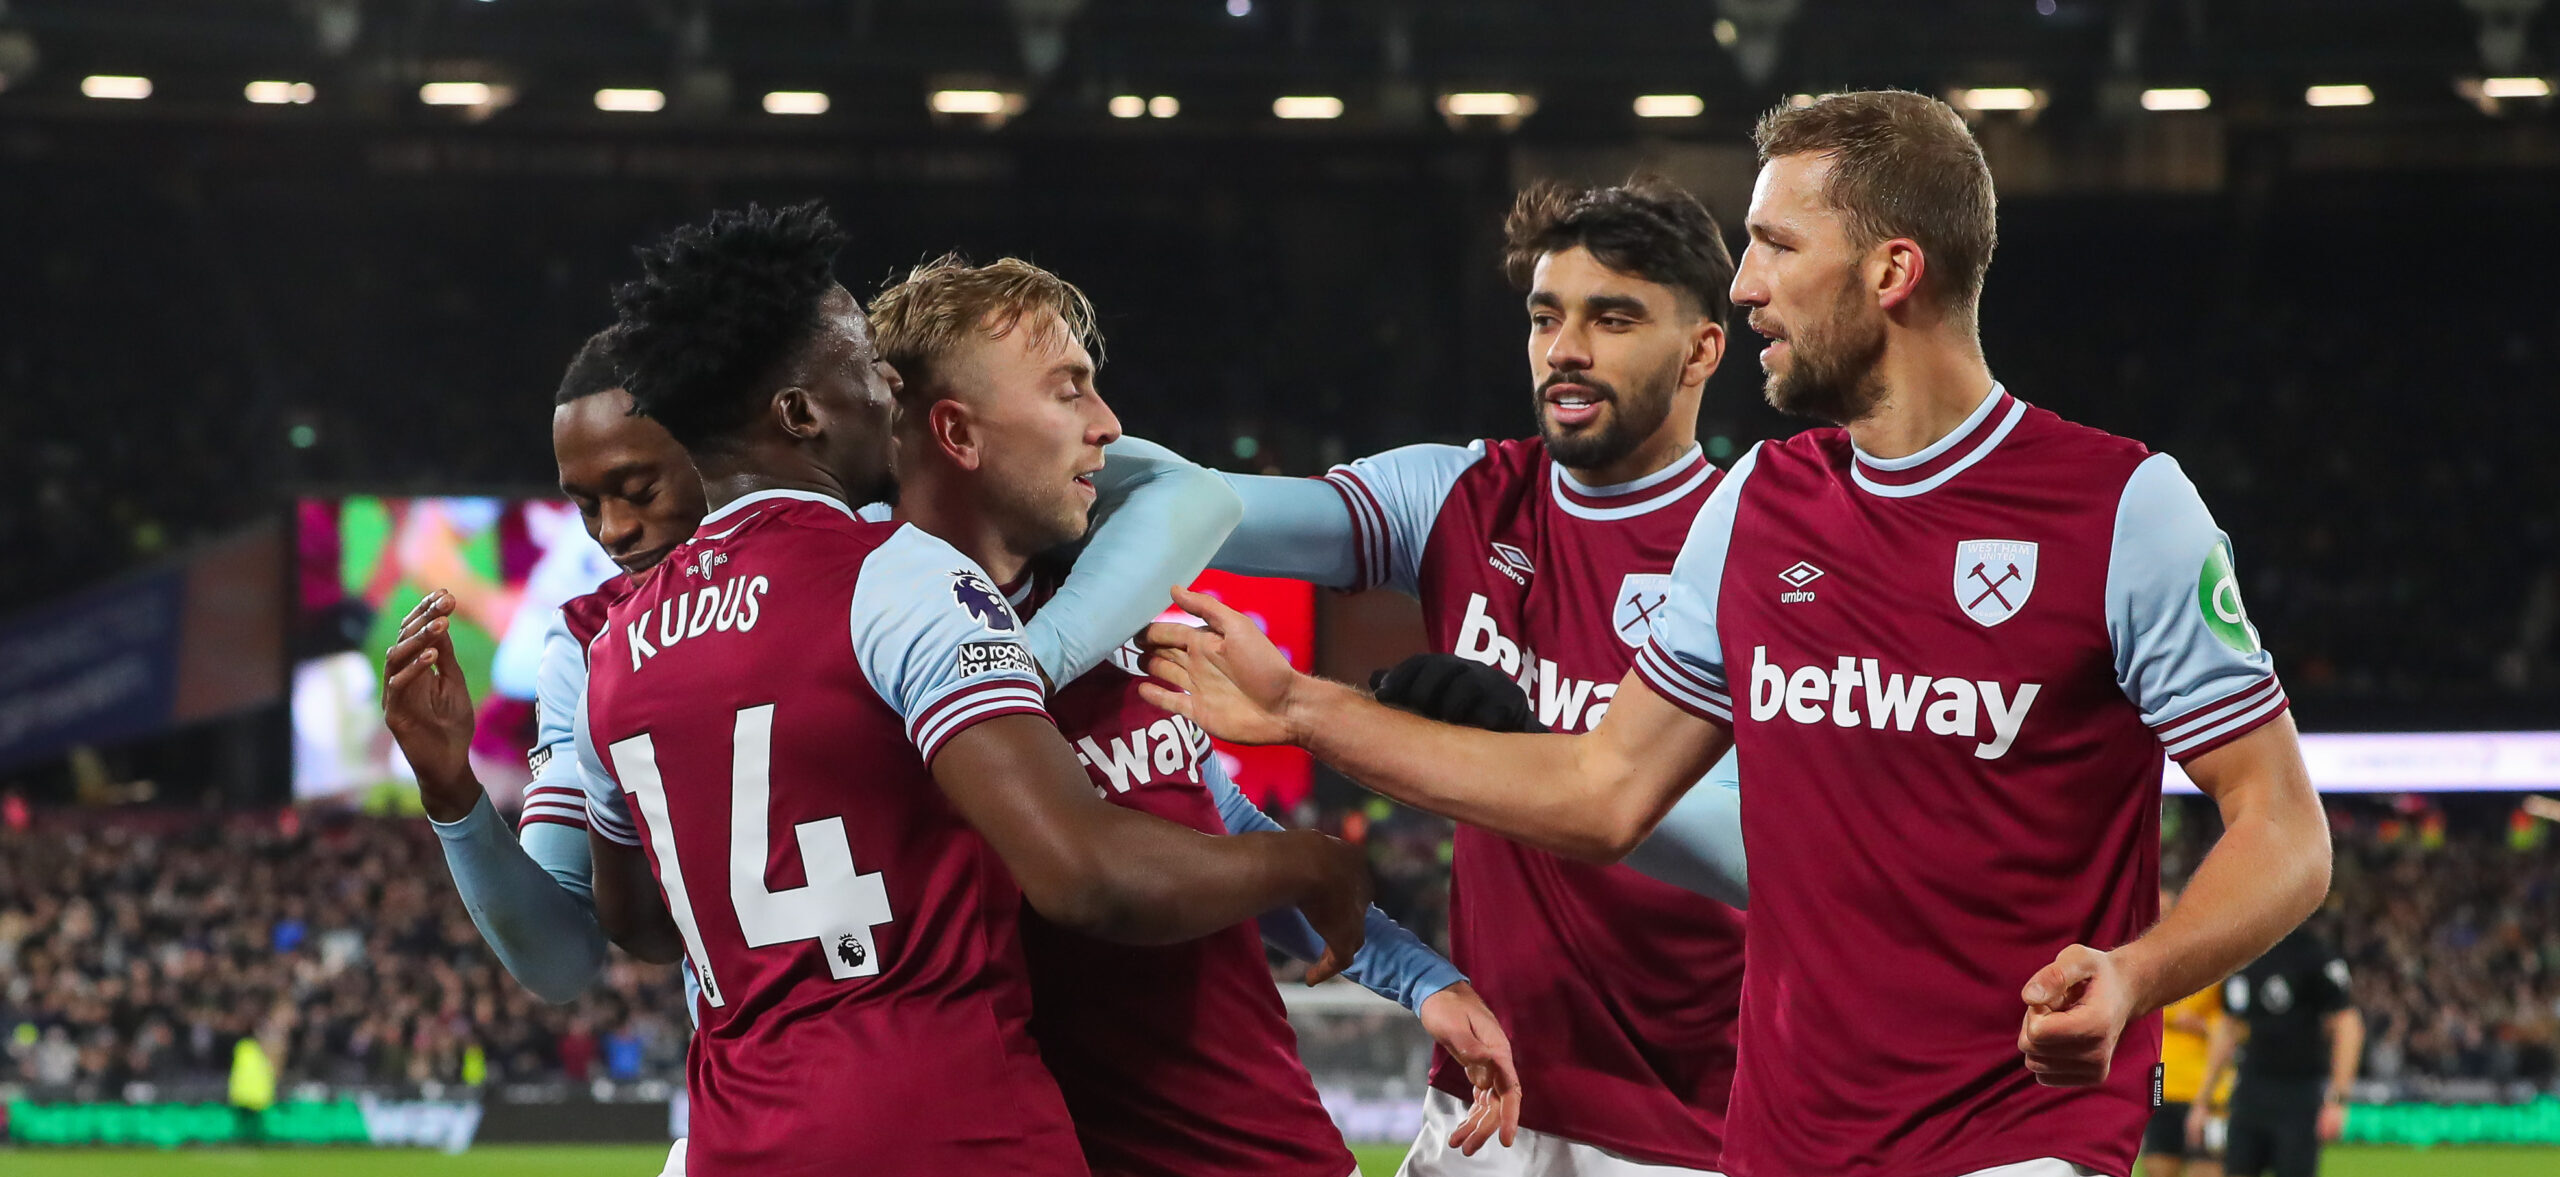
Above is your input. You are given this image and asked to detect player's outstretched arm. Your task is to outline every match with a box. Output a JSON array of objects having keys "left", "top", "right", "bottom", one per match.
[
  {"left": 1372, "top": 652, "right": 1750, "bottom": 907},
  {"left": 1022, "top": 436, "right": 1245, "bottom": 685},
  {"left": 384, "top": 592, "right": 611, "bottom": 1001},
  {"left": 1140, "top": 588, "right": 1731, "bottom": 862},
  {"left": 931, "top": 713, "right": 1374, "bottom": 976},
  {"left": 2019, "top": 715, "right": 2329, "bottom": 1087}
]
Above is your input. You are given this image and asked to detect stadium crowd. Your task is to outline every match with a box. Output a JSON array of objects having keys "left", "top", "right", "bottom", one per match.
[
  {"left": 0, "top": 812, "right": 688, "bottom": 1097},
  {"left": 4, "top": 796, "right": 2554, "bottom": 1095}
]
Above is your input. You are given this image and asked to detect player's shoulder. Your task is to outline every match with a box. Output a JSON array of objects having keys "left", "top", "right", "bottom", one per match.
[
  {"left": 558, "top": 573, "right": 637, "bottom": 651},
  {"left": 2013, "top": 399, "right": 2156, "bottom": 472},
  {"left": 1741, "top": 426, "right": 1852, "bottom": 479}
]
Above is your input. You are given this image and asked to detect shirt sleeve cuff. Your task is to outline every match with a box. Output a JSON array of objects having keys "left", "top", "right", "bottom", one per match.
[
  {"left": 2151, "top": 674, "right": 2288, "bottom": 762},
  {"left": 1634, "top": 640, "right": 1733, "bottom": 727},
  {"left": 429, "top": 793, "right": 499, "bottom": 838},
  {"left": 519, "top": 783, "right": 593, "bottom": 833},
  {"left": 910, "top": 679, "right": 1054, "bottom": 764},
  {"left": 1321, "top": 470, "right": 1388, "bottom": 591}
]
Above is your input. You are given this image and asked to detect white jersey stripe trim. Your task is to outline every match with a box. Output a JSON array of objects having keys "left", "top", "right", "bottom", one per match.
[
  {"left": 697, "top": 487, "right": 860, "bottom": 529},
  {"left": 914, "top": 692, "right": 1050, "bottom": 760},
  {"left": 1850, "top": 396, "right": 2028, "bottom": 499},
  {"left": 2162, "top": 691, "right": 2288, "bottom": 759},
  {"left": 1555, "top": 443, "right": 1706, "bottom": 497},
  {"left": 1636, "top": 644, "right": 1733, "bottom": 721},
  {"left": 908, "top": 681, "right": 1049, "bottom": 745},
  {"left": 2153, "top": 675, "right": 2284, "bottom": 743},
  {"left": 2160, "top": 685, "right": 2290, "bottom": 759},
  {"left": 1322, "top": 470, "right": 1392, "bottom": 588},
  {"left": 1547, "top": 456, "right": 1719, "bottom": 521}
]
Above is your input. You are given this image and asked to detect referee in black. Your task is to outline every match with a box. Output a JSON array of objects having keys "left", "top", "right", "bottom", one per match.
[{"left": 2190, "top": 921, "right": 2365, "bottom": 1177}]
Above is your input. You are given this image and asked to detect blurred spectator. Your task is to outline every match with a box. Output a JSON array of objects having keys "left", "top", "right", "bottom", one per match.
[{"left": 0, "top": 812, "right": 686, "bottom": 1096}]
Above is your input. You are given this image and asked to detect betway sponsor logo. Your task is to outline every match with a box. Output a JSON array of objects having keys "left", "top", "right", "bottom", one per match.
[
  {"left": 1074, "top": 713, "right": 1213, "bottom": 795},
  {"left": 1452, "top": 593, "right": 1615, "bottom": 733},
  {"left": 1745, "top": 645, "right": 2041, "bottom": 760}
]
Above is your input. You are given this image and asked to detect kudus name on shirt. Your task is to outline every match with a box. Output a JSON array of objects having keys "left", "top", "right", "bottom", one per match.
[
  {"left": 626, "top": 574, "right": 769, "bottom": 671},
  {"left": 1746, "top": 645, "right": 2041, "bottom": 760},
  {"left": 1452, "top": 593, "right": 1616, "bottom": 733}
]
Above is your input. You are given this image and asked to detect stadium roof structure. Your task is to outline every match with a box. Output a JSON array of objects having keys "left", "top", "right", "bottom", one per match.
[{"left": 0, "top": 0, "right": 2543, "bottom": 140}]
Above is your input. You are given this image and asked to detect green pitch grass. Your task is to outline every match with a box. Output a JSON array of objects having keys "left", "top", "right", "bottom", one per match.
[{"left": 0, "top": 1144, "right": 2551, "bottom": 1175}]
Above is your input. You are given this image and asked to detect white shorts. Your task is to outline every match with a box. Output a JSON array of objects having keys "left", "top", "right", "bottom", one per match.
[
  {"left": 1395, "top": 1088, "right": 1724, "bottom": 1177},
  {"left": 656, "top": 1137, "right": 687, "bottom": 1177},
  {"left": 1958, "top": 1160, "right": 2103, "bottom": 1177}
]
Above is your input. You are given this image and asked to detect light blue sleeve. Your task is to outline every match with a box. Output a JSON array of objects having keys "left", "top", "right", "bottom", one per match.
[
  {"left": 2107, "top": 453, "right": 2288, "bottom": 761},
  {"left": 1620, "top": 748, "right": 1748, "bottom": 908},
  {"left": 1203, "top": 756, "right": 1467, "bottom": 1015},
  {"left": 574, "top": 680, "right": 640, "bottom": 847},
  {"left": 1631, "top": 443, "right": 1758, "bottom": 723},
  {"left": 1023, "top": 436, "right": 1244, "bottom": 685},
  {"left": 1212, "top": 474, "right": 1365, "bottom": 589},
  {"left": 1216, "top": 443, "right": 1484, "bottom": 595},
  {"left": 431, "top": 796, "right": 610, "bottom": 1003},
  {"left": 848, "top": 526, "right": 1053, "bottom": 764}
]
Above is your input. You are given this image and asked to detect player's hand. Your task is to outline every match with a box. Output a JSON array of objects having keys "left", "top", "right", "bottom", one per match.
[
  {"left": 2318, "top": 1100, "right": 2347, "bottom": 1141},
  {"left": 1138, "top": 586, "right": 1305, "bottom": 746},
  {"left": 1372, "top": 654, "right": 1542, "bottom": 734},
  {"left": 2184, "top": 1100, "right": 2210, "bottom": 1149},
  {"left": 381, "top": 590, "right": 483, "bottom": 823},
  {"left": 2017, "top": 943, "right": 2138, "bottom": 1087},
  {"left": 1288, "top": 832, "right": 1373, "bottom": 985},
  {"left": 1419, "top": 982, "right": 1521, "bottom": 1155}
]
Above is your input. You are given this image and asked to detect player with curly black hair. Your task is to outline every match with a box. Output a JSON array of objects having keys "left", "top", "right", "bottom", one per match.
[
  {"left": 609, "top": 200, "right": 901, "bottom": 510},
  {"left": 575, "top": 202, "right": 1376, "bottom": 1177}
]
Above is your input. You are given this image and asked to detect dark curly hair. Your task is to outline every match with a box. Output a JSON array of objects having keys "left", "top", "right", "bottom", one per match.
[
  {"left": 552, "top": 327, "right": 624, "bottom": 406},
  {"left": 610, "top": 201, "right": 851, "bottom": 450},
  {"left": 1501, "top": 177, "right": 1734, "bottom": 325}
]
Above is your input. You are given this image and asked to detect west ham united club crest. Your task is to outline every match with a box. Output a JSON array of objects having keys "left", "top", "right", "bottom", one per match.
[
  {"left": 1612, "top": 573, "right": 1674, "bottom": 648},
  {"left": 1954, "top": 540, "right": 2038, "bottom": 627}
]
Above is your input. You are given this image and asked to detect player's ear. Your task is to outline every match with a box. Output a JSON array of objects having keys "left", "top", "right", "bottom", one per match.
[
  {"left": 926, "top": 397, "right": 982, "bottom": 470},
  {"left": 771, "top": 386, "right": 822, "bottom": 441},
  {"left": 1684, "top": 316, "right": 1725, "bottom": 387},
  {"left": 1873, "top": 238, "right": 1927, "bottom": 313}
]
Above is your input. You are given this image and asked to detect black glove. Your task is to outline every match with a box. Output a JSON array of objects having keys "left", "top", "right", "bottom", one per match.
[{"left": 1370, "top": 653, "right": 1546, "bottom": 734}]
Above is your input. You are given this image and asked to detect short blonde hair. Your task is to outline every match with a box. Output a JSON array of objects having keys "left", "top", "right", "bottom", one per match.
[{"left": 866, "top": 254, "right": 1102, "bottom": 402}]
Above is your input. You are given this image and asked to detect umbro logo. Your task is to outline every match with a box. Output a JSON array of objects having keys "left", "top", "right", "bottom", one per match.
[
  {"left": 1487, "top": 542, "right": 1534, "bottom": 586},
  {"left": 1779, "top": 561, "right": 1822, "bottom": 603}
]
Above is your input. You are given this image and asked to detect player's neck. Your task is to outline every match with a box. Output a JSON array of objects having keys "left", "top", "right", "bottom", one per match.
[
  {"left": 695, "top": 466, "right": 854, "bottom": 516},
  {"left": 889, "top": 468, "right": 1035, "bottom": 586},
  {"left": 1561, "top": 417, "right": 1700, "bottom": 487},
  {"left": 1842, "top": 334, "right": 1995, "bottom": 461}
]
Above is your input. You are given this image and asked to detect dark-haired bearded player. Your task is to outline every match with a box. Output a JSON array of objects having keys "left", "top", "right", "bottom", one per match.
[{"left": 1212, "top": 178, "right": 1751, "bottom": 1177}]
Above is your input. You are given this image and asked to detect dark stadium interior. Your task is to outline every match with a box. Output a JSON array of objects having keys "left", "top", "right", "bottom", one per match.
[{"left": 3, "top": 0, "right": 2559, "bottom": 1165}]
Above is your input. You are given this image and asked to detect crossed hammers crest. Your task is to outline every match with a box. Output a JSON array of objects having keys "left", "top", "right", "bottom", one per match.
[{"left": 1967, "top": 562, "right": 2024, "bottom": 610}]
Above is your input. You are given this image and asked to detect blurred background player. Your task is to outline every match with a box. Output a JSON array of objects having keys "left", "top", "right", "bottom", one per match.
[
  {"left": 1139, "top": 90, "right": 2334, "bottom": 1177},
  {"left": 865, "top": 253, "right": 1520, "bottom": 1177},
  {"left": 1209, "top": 177, "right": 1747, "bottom": 1176},
  {"left": 2195, "top": 920, "right": 2363, "bottom": 1177},
  {"left": 2148, "top": 885, "right": 2227, "bottom": 1177},
  {"left": 569, "top": 200, "right": 1372, "bottom": 1176}
]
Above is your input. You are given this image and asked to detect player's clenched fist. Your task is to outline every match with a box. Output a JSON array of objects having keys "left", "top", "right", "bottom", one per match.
[
  {"left": 2017, "top": 942, "right": 2139, "bottom": 1087},
  {"left": 380, "top": 589, "right": 484, "bottom": 823},
  {"left": 1138, "top": 585, "right": 1305, "bottom": 746}
]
